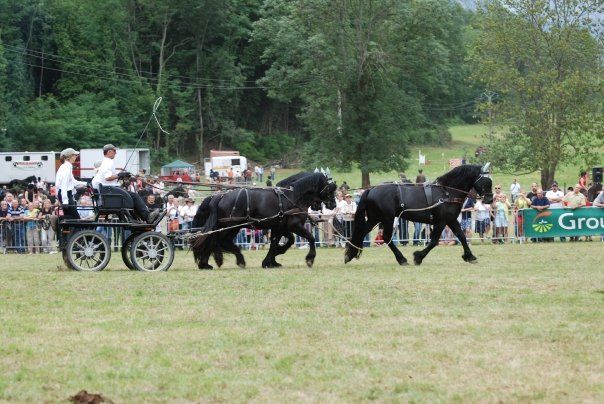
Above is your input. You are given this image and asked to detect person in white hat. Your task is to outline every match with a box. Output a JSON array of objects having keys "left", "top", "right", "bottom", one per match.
[{"left": 55, "top": 148, "right": 87, "bottom": 219}]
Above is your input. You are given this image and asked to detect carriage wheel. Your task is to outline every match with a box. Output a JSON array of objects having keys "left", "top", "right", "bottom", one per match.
[
  {"left": 62, "top": 249, "right": 77, "bottom": 271},
  {"left": 121, "top": 234, "right": 138, "bottom": 271},
  {"left": 129, "top": 232, "right": 174, "bottom": 272},
  {"left": 65, "top": 230, "right": 111, "bottom": 272}
]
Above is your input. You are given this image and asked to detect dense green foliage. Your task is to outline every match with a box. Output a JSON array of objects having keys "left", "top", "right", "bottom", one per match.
[
  {"left": 0, "top": 0, "right": 601, "bottom": 182},
  {"left": 471, "top": 0, "right": 604, "bottom": 188},
  {"left": 0, "top": 0, "right": 475, "bottom": 173}
]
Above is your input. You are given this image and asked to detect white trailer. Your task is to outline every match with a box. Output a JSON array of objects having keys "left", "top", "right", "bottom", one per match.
[
  {"left": 203, "top": 155, "right": 248, "bottom": 178},
  {"left": 79, "top": 148, "right": 151, "bottom": 179},
  {"left": 0, "top": 151, "right": 58, "bottom": 185}
]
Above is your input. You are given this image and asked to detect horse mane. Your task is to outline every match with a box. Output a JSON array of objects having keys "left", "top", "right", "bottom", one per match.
[
  {"left": 292, "top": 173, "right": 326, "bottom": 201},
  {"left": 436, "top": 164, "right": 482, "bottom": 188},
  {"left": 276, "top": 171, "right": 312, "bottom": 188}
]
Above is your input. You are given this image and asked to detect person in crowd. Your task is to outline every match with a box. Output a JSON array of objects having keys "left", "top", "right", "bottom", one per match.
[
  {"left": 546, "top": 181, "right": 566, "bottom": 242},
  {"left": 474, "top": 195, "right": 491, "bottom": 243},
  {"left": 460, "top": 196, "right": 475, "bottom": 243},
  {"left": 307, "top": 204, "right": 322, "bottom": 247},
  {"left": 509, "top": 178, "right": 521, "bottom": 203},
  {"left": 258, "top": 166, "right": 264, "bottom": 182},
  {"left": 578, "top": 171, "right": 589, "bottom": 194},
  {"left": 439, "top": 226, "right": 456, "bottom": 246},
  {"left": 526, "top": 182, "right": 539, "bottom": 200},
  {"left": 55, "top": 148, "right": 88, "bottom": 220},
  {"left": 340, "top": 181, "right": 350, "bottom": 193},
  {"left": 340, "top": 193, "right": 357, "bottom": 242},
  {"left": 8, "top": 199, "right": 25, "bottom": 253},
  {"left": 77, "top": 196, "right": 95, "bottom": 220},
  {"left": 332, "top": 191, "right": 346, "bottom": 247},
  {"left": 24, "top": 201, "right": 41, "bottom": 254},
  {"left": 593, "top": 189, "right": 604, "bottom": 208},
  {"left": 321, "top": 200, "right": 336, "bottom": 247},
  {"left": 374, "top": 227, "right": 385, "bottom": 246},
  {"left": 415, "top": 169, "right": 426, "bottom": 184},
  {"left": 179, "top": 198, "right": 196, "bottom": 231},
  {"left": 270, "top": 166, "right": 276, "bottom": 181},
  {"left": 0, "top": 200, "right": 10, "bottom": 250},
  {"left": 91, "top": 144, "right": 159, "bottom": 224},
  {"left": 563, "top": 184, "right": 587, "bottom": 241},
  {"left": 413, "top": 172, "right": 426, "bottom": 245},
  {"left": 513, "top": 190, "right": 531, "bottom": 242},
  {"left": 492, "top": 192, "right": 511, "bottom": 244},
  {"left": 530, "top": 189, "right": 550, "bottom": 242},
  {"left": 38, "top": 199, "right": 56, "bottom": 253}
]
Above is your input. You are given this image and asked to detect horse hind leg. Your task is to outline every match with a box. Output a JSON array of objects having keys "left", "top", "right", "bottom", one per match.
[{"left": 382, "top": 221, "right": 408, "bottom": 266}]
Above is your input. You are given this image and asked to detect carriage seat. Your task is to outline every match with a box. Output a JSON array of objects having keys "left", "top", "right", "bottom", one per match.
[{"left": 96, "top": 184, "right": 134, "bottom": 210}]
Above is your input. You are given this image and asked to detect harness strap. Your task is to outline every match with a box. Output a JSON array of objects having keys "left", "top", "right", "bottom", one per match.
[
  {"left": 423, "top": 184, "right": 433, "bottom": 206},
  {"left": 230, "top": 188, "right": 251, "bottom": 219}
]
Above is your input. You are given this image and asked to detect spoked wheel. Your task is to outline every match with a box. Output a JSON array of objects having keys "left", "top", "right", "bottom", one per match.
[
  {"left": 65, "top": 230, "right": 111, "bottom": 272},
  {"left": 121, "top": 234, "right": 138, "bottom": 271},
  {"left": 129, "top": 232, "right": 174, "bottom": 272}
]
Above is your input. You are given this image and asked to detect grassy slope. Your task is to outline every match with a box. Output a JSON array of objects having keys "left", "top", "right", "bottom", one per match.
[
  {"left": 1, "top": 244, "right": 603, "bottom": 402},
  {"left": 281, "top": 125, "right": 585, "bottom": 191}
]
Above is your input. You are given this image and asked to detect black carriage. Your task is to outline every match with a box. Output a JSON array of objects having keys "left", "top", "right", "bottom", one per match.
[{"left": 57, "top": 185, "right": 174, "bottom": 272}]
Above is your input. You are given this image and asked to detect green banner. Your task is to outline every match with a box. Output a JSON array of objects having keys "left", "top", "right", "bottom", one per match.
[{"left": 521, "top": 208, "right": 604, "bottom": 238}]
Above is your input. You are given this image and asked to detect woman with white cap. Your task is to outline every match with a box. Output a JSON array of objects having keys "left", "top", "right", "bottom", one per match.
[{"left": 55, "top": 148, "right": 87, "bottom": 219}]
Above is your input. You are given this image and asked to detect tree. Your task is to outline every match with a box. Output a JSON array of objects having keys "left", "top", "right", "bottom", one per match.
[
  {"left": 255, "top": 0, "right": 470, "bottom": 186},
  {"left": 471, "top": 0, "right": 604, "bottom": 189}
]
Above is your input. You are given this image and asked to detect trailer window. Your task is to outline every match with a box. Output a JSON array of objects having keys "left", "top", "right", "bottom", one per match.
[
  {"left": 23, "top": 156, "right": 30, "bottom": 161},
  {"left": 41, "top": 156, "right": 48, "bottom": 161},
  {"left": 5, "top": 156, "right": 11, "bottom": 162},
  {"left": 232, "top": 158, "right": 241, "bottom": 165}
]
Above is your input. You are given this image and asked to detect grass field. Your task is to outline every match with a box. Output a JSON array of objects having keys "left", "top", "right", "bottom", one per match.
[
  {"left": 280, "top": 124, "right": 589, "bottom": 191},
  {"left": 1, "top": 243, "right": 603, "bottom": 402}
]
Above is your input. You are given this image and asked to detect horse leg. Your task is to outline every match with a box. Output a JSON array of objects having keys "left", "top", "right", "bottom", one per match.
[
  {"left": 448, "top": 220, "right": 477, "bottom": 263},
  {"left": 220, "top": 231, "right": 246, "bottom": 268},
  {"left": 382, "top": 220, "right": 408, "bottom": 266},
  {"left": 291, "top": 223, "right": 317, "bottom": 268},
  {"left": 262, "top": 231, "right": 290, "bottom": 268},
  {"left": 413, "top": 222, "right": 445, "bottom": 266}
]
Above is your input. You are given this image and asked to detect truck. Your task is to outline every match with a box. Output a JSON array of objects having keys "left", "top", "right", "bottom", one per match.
[
  {"left": 203, "top": 150, "right": 248, "bottom": 179},
  {"left": 0, "top": 151, "right": 58, "bottom": 185},
  {"left": 78, "top": 148, "right": 151, "bottom": 180}
]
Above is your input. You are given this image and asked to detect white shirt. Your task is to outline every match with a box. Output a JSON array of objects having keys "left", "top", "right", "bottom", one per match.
[
  {"left": 55, "top": 161, "right": 86, "bottom": 204},
  {"left": 92, "top": 157, "right": 118, "bottom": 189},
  {"left": 510, "top": 182, "right": 521, "bottom": 195},
  {"left": 545, "top": 189, "right": 564, "bottom": 209},
  {"left": 179, "top": 204, "right": 197, "bottom": 223}
]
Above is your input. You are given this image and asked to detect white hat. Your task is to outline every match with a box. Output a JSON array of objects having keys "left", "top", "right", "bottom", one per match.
[{"left": 60, "top": 148, "right": 79, "bottom": 158}]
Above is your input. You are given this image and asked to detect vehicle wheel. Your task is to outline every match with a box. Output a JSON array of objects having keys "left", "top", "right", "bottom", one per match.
[
  {"left": 62, "top": 249, "right": 77, "bottom": 271},
  {"left": 129, "top": 232, "right": 174, "bottom": 272},
  {"left": 65, "top": 230, "right": 111, "bottom": 272},
  {"left": 121, "top": 234, "right": 138, "bottom": 270}
]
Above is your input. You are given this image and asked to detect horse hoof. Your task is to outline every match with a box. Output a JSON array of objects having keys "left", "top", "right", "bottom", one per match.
[
  {"left": 237, "top": 263, "right": 246, "bottom": 269},
  {"left": 199, "top": 265, "right": 213, "bottom": 270},
  {"left": 463, "top": 255, "right": 477, "bottom": 263},
  {"left": 413, "top": 251, "right": 423, "bottom": 266},
  {"left": 399, "top": 260, "right": 408, "bottom": 266},
  {"left": 306, "top": 259, "right": 314, "bottom": 268}
]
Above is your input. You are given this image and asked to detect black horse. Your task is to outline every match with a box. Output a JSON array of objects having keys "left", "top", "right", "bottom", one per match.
[
  {"left": 8, "top": 175, "right": 37, "bottom": 190},
  {"left": 191, "top": 172, "right": 337, "bottom": 269},
  {"left": 344, "top": 164, "right": 493, "bottom": 266},
  {"left": 192, "top": 172, "right": 322, "bottom": 269}
]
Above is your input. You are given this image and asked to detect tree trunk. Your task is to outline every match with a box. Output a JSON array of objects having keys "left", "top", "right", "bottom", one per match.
[
  {"left": 155, "top": 15, "right": 169, "bottom": 150},
  {"left": 540, "top": 166, "right": 556, "bottom": 190},
  {"left": 361, "top": 171, "right": 370, "bottom": 188}
]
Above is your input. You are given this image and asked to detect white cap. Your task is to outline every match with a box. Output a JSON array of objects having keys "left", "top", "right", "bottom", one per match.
[{"left": 60, "top": 148, "right": 79, "bottom": 158}]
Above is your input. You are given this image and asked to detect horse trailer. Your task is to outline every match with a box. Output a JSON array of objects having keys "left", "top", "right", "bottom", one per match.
[
  {"left": 0, "top": 151, "right": 58, "bottom": 185},
  {"left": 78, "top": 148, "right": 150, "bottom": 179}
]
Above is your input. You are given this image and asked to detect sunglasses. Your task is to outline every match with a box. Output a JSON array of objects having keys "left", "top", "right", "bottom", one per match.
[{"left": 495, "top": 187, "right": 501, "bottom": 190}]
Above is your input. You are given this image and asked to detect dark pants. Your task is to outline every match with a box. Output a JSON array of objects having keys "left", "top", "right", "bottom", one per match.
[{"left": 58, "top": 190, "right": 80, "bottom": 220}]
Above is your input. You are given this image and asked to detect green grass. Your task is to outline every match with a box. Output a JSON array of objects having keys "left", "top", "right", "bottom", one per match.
[
  {"left": 285, "top": 124, "right": 586, "bottom": 191},
  {"left": 1, "top": 243, "right": 603, "bottom": 402}
]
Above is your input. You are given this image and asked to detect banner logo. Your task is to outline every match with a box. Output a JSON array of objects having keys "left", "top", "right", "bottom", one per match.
[{"left": 532, "top": 211, "right": 553, "bottom": 233}]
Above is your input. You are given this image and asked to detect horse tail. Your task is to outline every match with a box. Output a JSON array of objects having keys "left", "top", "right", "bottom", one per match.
[
  {"left": 192, "top": 195, "right": 221, "bottom": 269},
  {"left": 345, "top": 190, "right": 369, "bottom": 263}
]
